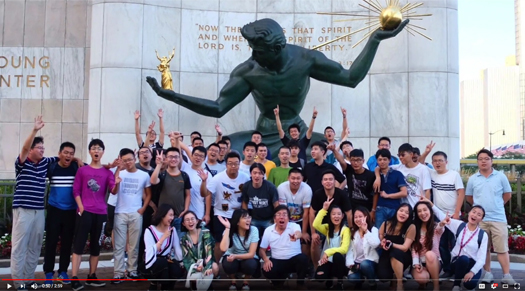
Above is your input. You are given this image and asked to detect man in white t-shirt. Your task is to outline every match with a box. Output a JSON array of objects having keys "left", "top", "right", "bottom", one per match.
[
  {"left": 239, "top": 141, "right": 257, "bottom": 175},
  {"left": 424, "top": 149, "right": 464, "bottom": 279},
  {"left": 112, "top": 148, "right": 151, "bottom": 282},
  {"left": 277, "top": 168, "right": 313, "bottom": 256},
  {"left": 390, "top": 143, "right": 431, "bottom": 207},
  {"left": 259, "top": 205, "right": 308, "bottom": 289},
  {"left": 182, "top": 146, "right": 212, "bottom": 225},
  {"left": 199, "top": 152, "right": 250, "bottom": 263}
]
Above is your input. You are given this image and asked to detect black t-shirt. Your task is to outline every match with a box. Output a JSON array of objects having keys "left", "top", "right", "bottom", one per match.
[
  {"left": 303, "top": 161, "right": 346, "bottom": 193},
  {"left": 281, "top": 135, "right": 311, "bottom": 161},
  {"left": 289, "top": 159, "right": 305, "bottom": 171},
  {"left": 241, "top": 180, "right": 279, "bottom": 221},
  {"left": 344, "top": 167, "right": 376, "bottom": 211},
  {"left": 311, "top": 188, "right": 352, "bottom": 223}
]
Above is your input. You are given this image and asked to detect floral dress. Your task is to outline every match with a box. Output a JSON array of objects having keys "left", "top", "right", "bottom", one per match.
[{"left": 180, "top": 227, "right": 215, "bottom": 275}]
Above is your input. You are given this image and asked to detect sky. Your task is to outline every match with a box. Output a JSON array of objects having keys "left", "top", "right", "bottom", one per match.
[{"left": 459, "top": 0, "right": 516, "bottom": 81}]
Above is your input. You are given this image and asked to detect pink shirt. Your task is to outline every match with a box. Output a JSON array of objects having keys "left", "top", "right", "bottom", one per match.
[
  {"left": 411, "top": 224, "right": 444, "bottom": 266},
  {"left": 73, "top": 166, "right": 115, "bottom": 215}
]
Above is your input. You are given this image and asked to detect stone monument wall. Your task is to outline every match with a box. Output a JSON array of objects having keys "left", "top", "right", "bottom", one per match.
[
  {"left": 0, "top": 0, "right": 92, "bottom": 179},
  {"left": 0, "top": 0, "right": 459, "bottom": 179},
  {"left": 89, "top": 0, "right": 459, "bottom": 168}
]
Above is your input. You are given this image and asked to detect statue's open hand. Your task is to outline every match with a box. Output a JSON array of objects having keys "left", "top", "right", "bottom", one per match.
[
  {"left": 146, "top": 76, "right": 162, "bottom": 94},
  {"left": 373, "top": 19, "right": 409, "bottom": 41}
]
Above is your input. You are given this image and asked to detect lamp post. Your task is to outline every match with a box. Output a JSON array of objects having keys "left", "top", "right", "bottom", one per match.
[{"left": 489, "top": 129, "right": 506, "bottom": 151}]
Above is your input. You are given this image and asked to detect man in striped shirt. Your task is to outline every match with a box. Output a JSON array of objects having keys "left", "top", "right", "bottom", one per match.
[{"left": 11, "top": 116, "right": 58, "bottom": 288}]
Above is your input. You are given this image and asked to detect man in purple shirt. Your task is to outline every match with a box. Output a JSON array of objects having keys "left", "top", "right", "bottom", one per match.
[{"left": 71, "top": 139, "right": 118, "bottom": 291}]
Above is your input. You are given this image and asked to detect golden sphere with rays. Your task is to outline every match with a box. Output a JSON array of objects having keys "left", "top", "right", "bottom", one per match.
[{"left": 379, "top": 6, "right": 403, "bottom": 30}]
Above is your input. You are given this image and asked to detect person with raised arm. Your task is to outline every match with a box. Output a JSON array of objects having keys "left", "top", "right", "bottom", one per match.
[
  {"left": 150, "top": 147, "right": 192, "bottom": 237},
  {"left": 313, "top": 197, "right": 351, "bottom": 290},
  {"left": 198, "top": 152, "right": 250, "bottom": 264},
  {"left": 143, "top": 204, "right": 183, "bottom": 291},
  {"left": 419, "top": 195, "right": 488, "bottom": 291},
  {"left": 346, "top": 206, "right": 380, "bottom": 289},
  {"left": 218, "top": 210, "right": 260, "bottom": 291},
  {"left": 259, "top": 206, "right": 308, "bottom": 289},
  {"left": 410, "top": 201, "right": 447, "bottom": 291},
  {"left": 275, "top": 105, "right": 317, "bottom": 161},
  {"left": 134, "top": 109, "right": 165, "bottom": 167}
]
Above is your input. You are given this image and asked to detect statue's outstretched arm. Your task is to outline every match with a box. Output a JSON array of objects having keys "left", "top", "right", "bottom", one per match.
[
  {"left": 146, "top": 67, "right": 252, "bottom": 118},
  {"left": 310, "top": 20, "right": 408, "bottom": 88}
]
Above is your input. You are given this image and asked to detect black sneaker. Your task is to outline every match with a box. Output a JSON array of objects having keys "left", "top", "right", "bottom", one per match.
[
  {"left": 111, "top": 275, "right": 125, "bottom": 284},
  {"left": 85, "top": 273, "right": 106, "bottom": 287},
  {"left": 71, "top": 277, "right": 84, "bottom": 291},
  {"left": 148, "top": 283, "right": 158, "bottom": 291},
  {"left": 439, "top": 271, "right": 452, "bottom": 281},
  {"left": 127, "top": 271, "right": 141, "bottom": 281}
]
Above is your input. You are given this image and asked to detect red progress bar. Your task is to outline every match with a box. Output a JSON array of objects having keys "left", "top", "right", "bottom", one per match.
[{"left": 2, "top": 279, "right": 148, "bottom": 281}]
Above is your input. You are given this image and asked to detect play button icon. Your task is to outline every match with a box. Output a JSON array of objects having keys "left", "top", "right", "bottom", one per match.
[{"left": 6, "top": 283, "right": 12, "bottom": 289}]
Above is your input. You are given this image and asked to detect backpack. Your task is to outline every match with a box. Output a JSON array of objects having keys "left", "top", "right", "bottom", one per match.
[{"left": 455, "top": 222, "right": 484, "bottom": 249}]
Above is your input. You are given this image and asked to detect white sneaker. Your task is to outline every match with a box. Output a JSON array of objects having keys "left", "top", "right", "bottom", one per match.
[
  {"left": 452, "top": 286, "right": 461, "bottom": 291},
  {"left": 481, "top": 271, "right": 494, "bottom": 284},
  {"left": 228, "top": 284, "right": 237, "bottom": 290},
  {"left": 502, "top": 274, "right": 517, "bottom": 285}
]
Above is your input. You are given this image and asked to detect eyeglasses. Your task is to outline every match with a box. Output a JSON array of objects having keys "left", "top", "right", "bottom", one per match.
[
  {"left": 193, "top": 154, "right": 205, "bottom": 159},
  {"left": 90, "top": 147, "right": 103, "bottom": 152},
  {"left": 184, "top": 217, "right": 196, "bottom": 223},
  {"left": 139, "top": 151, "right": 150, "bottom": 155},
  {"left": 166, "top": 155, "right": 179, "bottom": 160},
  {"left": 122, "top": 158, "right": 135, "bottom": 163},
  {"left": 242, "top": 215, "right": 252, "bottom": 220},
  {"left": 227, "top": 162, "right": 240, "bottom": 167},
  {"left": 33, "top": 146, "right": 45, "bottom": 150},
  {"left": 275, "top": 213, "right": 288, "bottom": 218}
]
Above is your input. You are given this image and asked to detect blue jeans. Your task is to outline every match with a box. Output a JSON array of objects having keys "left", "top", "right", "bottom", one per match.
[
  {"left": 439, "top": 227, "right": 455, "bottom": 273},
  {"left": 375, "top": 206, "right": 397, "bottom": 229},
  {"left": 347, "top": 260, "right": 378, "bottom": 285},
  {"left": 451, "top": 256, "right": 481, "bottom": 290},
  {"left": 171, "top": 217, "right": 184, "bottom": 238}
]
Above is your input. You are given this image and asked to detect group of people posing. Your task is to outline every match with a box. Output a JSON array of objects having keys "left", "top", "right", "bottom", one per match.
[{"left": 9, "top": 109, "right": 516, "bottom": 291}]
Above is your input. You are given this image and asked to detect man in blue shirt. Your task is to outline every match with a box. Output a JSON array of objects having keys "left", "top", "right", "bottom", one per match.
[
  {"left": 43, "top": 142, "right": 82, "bottom": 285},
  {"left": 466, "top": 149, "right": 515, "bottom": 286},
  {"left": 371, "top": 149, "right": 407, "bottom": 229},
  {"left": 366, "top": 137, "right": 400, "bottom": 170},
  {"left": 11, "top": 116, "right": 58, "bottom": 288}
]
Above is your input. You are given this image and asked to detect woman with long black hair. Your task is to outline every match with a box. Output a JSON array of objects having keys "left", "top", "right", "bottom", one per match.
[
  {"left": 377, "top": 203, "right": 415, "bottom": 291},
  {"left": 346, "top": 206, "right": 380, "bottom": 289},
  {"left": 419, "top": 195, "right": 488, "bottom": 291},
  {"left": 313, "top": 198, "right": 351, "bottom": 290},
  {"left": 411, "top": 201, "right": 448, "bottom": 291},
  {"left": 143, "top": 203, "right": 183, "bottom": 291},
  {"left": 218, "top": 209, "right": 260, "bottom": 290}
]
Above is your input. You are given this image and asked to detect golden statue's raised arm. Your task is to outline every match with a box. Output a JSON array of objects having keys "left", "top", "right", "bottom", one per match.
[
  {"left": 155, "top": 50, "right": 162, "bottom": 61},
  {"left": 168, "top": 48, "right": 175, "bottom": 62}
]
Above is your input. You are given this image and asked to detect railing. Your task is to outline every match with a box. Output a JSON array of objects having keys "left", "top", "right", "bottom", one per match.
[
  {"left": 0, "top": 181, "right": 49, "bottom": 228},
  {"left": 460, "top": 159, "right": 525, "bottom": 214}
]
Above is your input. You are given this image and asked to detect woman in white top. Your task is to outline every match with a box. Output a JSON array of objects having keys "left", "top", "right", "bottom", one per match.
[
  {"left": 218, "top": 209, "right": 260, "bottom": 291},
  {"left": 420, "top": 196, "right": 488, "bottom": 291},
  {"left": 143, "top": 203, "right": 183, "bottom": 291},
  {"left": 346, "top": 206, "right": 380, "bottom": 289}
]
